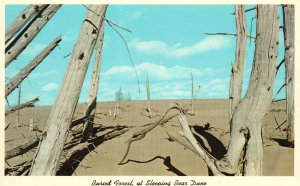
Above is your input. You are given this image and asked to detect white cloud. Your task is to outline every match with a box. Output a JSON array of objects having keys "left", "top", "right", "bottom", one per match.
[
  {"left": 42, "top": 83, "right": 59, "bottom": 92},
  {"left": 102, "top": 62, "right": 223, "bottom": 81},
  {"left": 129, "top": 36, "right": 232, "bottom": 58},
  {"left": 22, "top": 43, "right": 47, "bottom": 57},
  {"left": 30, "top": 70, "right": 58, "bottom": 78},
  {"left": 132, "top": 11, "right": 142, "bottom": 19}
]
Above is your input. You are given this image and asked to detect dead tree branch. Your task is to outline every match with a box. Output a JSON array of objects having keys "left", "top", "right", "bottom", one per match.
[
  {"left": 5, "top": 137, "right": 39, "bottom": 160},
  {"left": 82, "top": 4, "right": 132, "bottom": 33},
  {"left": 5, "top": 4, "right": 48, "bottom": 44},
  {"left": 177, "top": 114, "right": 224, "bottom": 176},
  {"left": 5, "top": 36, "right": 62, "bottom": 97},
  {"left": 5, "top": 5, "right": 61, "bottom": 67},
  {"left": 5, "top": 97, "right": 39, "bottom": 116},
  {"left": 118, "top": 103, "right": 187, "bottom": 165},
  {"left": 203, "top": 32, "right": 255, "bottom": 40}
]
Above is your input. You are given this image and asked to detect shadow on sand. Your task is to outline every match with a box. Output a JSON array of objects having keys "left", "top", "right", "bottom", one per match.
[{"left": 56, "top": 125, "right": 128, "bottom": 175}]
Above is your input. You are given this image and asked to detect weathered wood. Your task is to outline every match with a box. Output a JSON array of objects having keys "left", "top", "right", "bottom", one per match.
[
  {"left": 146, "top": 73, "right": 152, "bottom": 118},
  {"left": 5, "top": 137, "right": 39, "bottom": 160},
  {"left": 118, "top": 104, "right": 185, "bottom": 165},
  {"left": 5, "top": 4, "right": 47, "bottom": 44},
  {"left": 282, "top": 5, "right": 294, "bottom": 146},
  {"left": 229, "top": 5, "right": 247, "bottom": 128},
  {"left": 29, "top": 5, "right": 108, "bottom": 176},
  {"left": 5, "top": 97, "right": 39, "bottom": 116},
  {"left": 178, "top": 114, "right": 224, "bottom": 176},
  {"left": 5, "top": 5, "right": 61, "bottom": 67},
  {"left": 5, "top": 36, "right": 62, "bottom": 97},
  {"left": 82, "top": 23, "right": 105, "bottom": 140},
  {"left": 217, "top": 5, "right": 279, "bottom": 176},
  {"left": 203, "top": 32, "right": 255, "bottom": 39}
]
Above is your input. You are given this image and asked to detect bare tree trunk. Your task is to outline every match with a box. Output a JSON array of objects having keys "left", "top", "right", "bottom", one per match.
[
  {"left": 191, "top": 72, "right": 194, "bottom": 115},
  {"left": 5, "top": 36, "right": 62, "bottom": 97},
  {"left": 282, "top": 5, "right": 294, "bottom": 147},
  {"left": 82, "top": 23, "right": 105, "bottom": 140},
  {"left": 217, "top": 5, "right": 279, "bottom": 176},
  {"left": 5, "top": 4, "right": 47, "bottom": 44},
  {"left": 29, "top": 5, "right": 107, "bottom": 175},
  {"left": 229, "top": 5, "right": 247, "bottom": 125},
  {"left": 146, "top": 73, "right": 152, "bottom": 118},
  {"left": 5, "top": 5, "right": 61, "bottom": 68}
]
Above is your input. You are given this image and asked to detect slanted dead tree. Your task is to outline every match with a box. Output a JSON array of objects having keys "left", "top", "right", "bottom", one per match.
[
  {"left": 282, "top": 5, "right": 294, "bottom": 147},
  {"left": 5, "top": 36, "right": 62, "bottom": 97},
  {"left": 227, "top": 5, "right": 247, "bottom": 134},
  {"left": 5, "top": 4, "right": 48, "bottom": 44},
  {"left": 29, "top": 5, "right": 108, "bottom": 176},
  {"left": 216, "top": 5, "right": 279, "bottom": 175},
  {"left": 82, "top": 23, "right": 105, "bottom": 141},
  {"left": 5, "top": 5, "right": 61, "bottom": 67}
]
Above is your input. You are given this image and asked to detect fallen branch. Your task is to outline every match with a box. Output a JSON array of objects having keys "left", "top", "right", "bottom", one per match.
[
  {"left": 5, "top": 97, "right": 39, "bottom": 116},
  {"left": 6, "top": 160, "right": 33, "bottom": 176},
  {"left": 5, "top": 137, "right": 40, "bottom": 160},
  {"left": 177, "top": 114, "right": 224, "bottom": 176},
  {"left": 5, "top": 121, "right": 11, "bottom": 131}
]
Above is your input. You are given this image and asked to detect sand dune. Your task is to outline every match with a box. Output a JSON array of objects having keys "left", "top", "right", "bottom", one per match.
[{"left": 5, "top": 99, "right": 293, "bottom": 176}]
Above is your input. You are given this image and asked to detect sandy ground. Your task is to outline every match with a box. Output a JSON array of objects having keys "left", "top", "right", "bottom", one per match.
[{"left": 5, "top": 99, "right": 293, "bottom": 176}]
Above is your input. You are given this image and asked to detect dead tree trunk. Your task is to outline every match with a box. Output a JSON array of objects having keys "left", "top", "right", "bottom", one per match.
[
  {"left": 229, "top": 5, "right": 247, "bottom": 124},
  {"left": 5, "top": 5, "right": 61, "bottom": 68},
  {"left": 217, "top": 5, "right": 279, "bottom": 176},
  {"left": 82, "top": 23, "right": 105, "bottom": 140},
  {"left": 5, "top": 97, "right": 39, "bottom": 116},
  {"left": 146, "top": 73, "right": 152, "bottom": 118},
  {"left": 29, "top": 5, "right": 107, "bottom": 175},
  {"left": 5, "top": 36, "right": 62, "bottom": 97},
  {"left": 282, "top": 5, "right": 294, "bottom": 147},
  {"left": 5, "top": 4, "right": 47, "bottom": 44}
]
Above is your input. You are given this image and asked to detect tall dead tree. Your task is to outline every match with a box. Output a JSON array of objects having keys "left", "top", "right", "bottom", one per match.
[
  {"left": 5, "top": 4, "right": 47, "bottom": 44},
  {"left": 82, "top": 23, "right": 105, "bottom": 140},
  {"left": 29, "top": 5, "right": 108, "bottom": 175},
  {"left": 229, "top": 5, "right": 247, "bottom": 124},
  {"left": 282, "top": 5, "right": 294, "bottom": 147},
  {"left": 5, "top": 5, "right": 61, "bottom": 68},
  {"left": 5, "top": 36, "right": 62, "bottom": 97},
  {"left": 217, "top": 5, "right": 279, "bottom": 175}
]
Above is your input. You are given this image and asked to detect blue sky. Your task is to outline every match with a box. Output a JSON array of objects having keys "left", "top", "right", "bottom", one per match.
[{"left": 5, "top": 4, "right": 285, "bottom": 106}]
